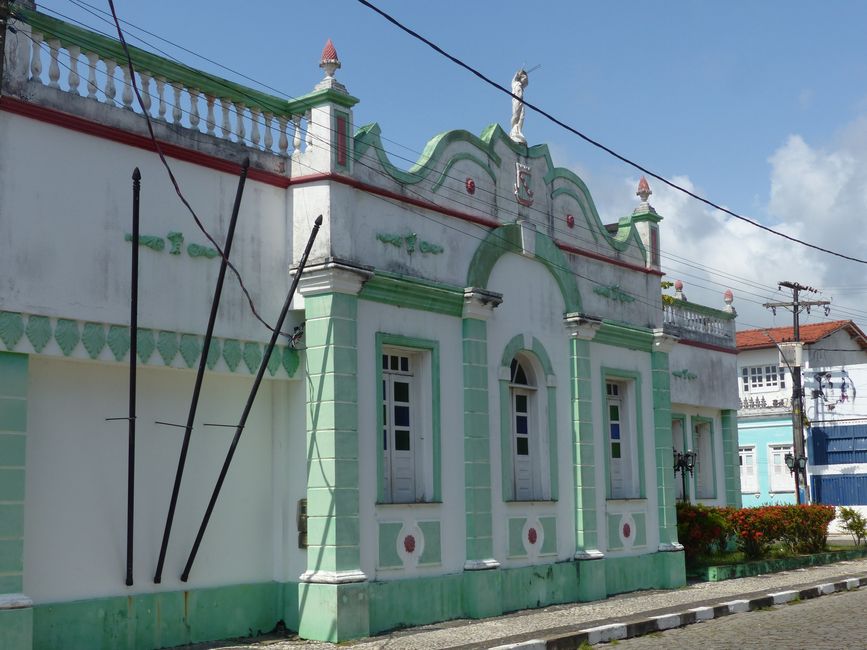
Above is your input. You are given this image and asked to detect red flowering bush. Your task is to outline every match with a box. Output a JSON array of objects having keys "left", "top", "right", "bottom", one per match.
[
  {"left": 676, "top": 502, "right": 732, "bottom": 563},
  {"left": 724, "top": 504, "right": 834, "bottom": 559},
  {"left": 725, "top": 506, "right": 785, "bottom": 559},
  {"left": 778, "top": 505, "right": 835, "bottom": 554}
]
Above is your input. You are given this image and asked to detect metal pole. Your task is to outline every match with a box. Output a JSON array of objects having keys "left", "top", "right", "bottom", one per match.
[
  {"left": 790, "top": 285, "right": 804, "bottom": 505},
  {"left": 180, "top": 215, "right": 323, "bottom": 582},
  {"left": 127, "top": 167, "right": 141, "bottom": 586},
  {"left": 153, "top": 158, "right": 250, "bottom": 583}
]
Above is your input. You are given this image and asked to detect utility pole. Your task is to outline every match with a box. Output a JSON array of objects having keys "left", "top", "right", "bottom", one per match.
[{"left": 764, "top": 281, "right": 830, "bottom": 505}]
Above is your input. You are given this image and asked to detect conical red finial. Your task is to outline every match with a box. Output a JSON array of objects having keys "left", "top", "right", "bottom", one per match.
[
  {"left": 321, "top": 39, "right": 339, "bottom": 64},
  {"left": 636, "top": 176, "right": 651, "bottom": 202}
]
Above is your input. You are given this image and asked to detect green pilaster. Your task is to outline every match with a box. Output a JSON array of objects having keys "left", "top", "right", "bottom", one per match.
[
  {"left": 299, "top": 290, "right": 369, "bottom": 642},
  {"left": 651, "top": 348, "right": 678, "bottom": 546},
  {"left": 462, "top": 317, "right": 495, "bottom": 566},
  {"left": 0, "top": 352, "right": 31, "bottom": 650},
  {"left": 569, "top": 337, "right": 599, "bottom": 555},
  {"left": 720, "top": 409, "right": 741, "bottom": 507}
]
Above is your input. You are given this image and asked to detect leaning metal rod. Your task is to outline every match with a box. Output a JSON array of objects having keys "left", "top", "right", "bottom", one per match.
[
  {"left": 127, "top": 167, "right": 141, "bottom": 586},
  {"left": 180, "top": 215, "right": 323, "bottom": 582},
  {"left": 153, "top": 158, "right": 250, "bottom": 583}
]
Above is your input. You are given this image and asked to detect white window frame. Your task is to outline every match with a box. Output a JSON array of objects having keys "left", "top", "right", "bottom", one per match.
[
  {"left": 507, "top": 355, "right": 550, "bottom": 501},
  {"left": 739, "top": 445, "right": 758, "bottom": 493},
  {"left": 741, "top": 365, "right": 787, "bottom": 393},
  {"left": 380, "top": 346, "right": 433, "bottom": 504},
  {"left": 692, "top": 420, "right": 715, "bottom": 500},
  {"left": 606, "top": 380, "right": 639, "bottom": 499},
  {"left": 768, "top": 443, "right": 794, "bottom": 493}
]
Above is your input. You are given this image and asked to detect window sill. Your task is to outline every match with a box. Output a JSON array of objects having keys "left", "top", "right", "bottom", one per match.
[
  {"left": 376, "top": 501, "right": 443, "bottom": 508},
  {"left": 606, "top": 498, "right": 646, "bottom": 504},
  {"left": 503, "top": 499, "right": 558, "bottom": 505}
]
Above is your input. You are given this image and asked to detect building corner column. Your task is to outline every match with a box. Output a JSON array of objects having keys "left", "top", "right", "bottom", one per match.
[
  {"left": 651, "top": 331, "right": 682, "bottom": 554},
  {"left": 461, "top": 288, "right": 503, "bottom": 619},
  {"left": 296, "top": 261, "right": 371, "bottom": 642},
  {"left": 0, "top": 351, "right": 33, "bottom": 650}
]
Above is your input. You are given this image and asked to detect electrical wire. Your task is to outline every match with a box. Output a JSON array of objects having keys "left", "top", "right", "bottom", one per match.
[{"left": 355, "top": 0, "right": 867, "bottom": 267}]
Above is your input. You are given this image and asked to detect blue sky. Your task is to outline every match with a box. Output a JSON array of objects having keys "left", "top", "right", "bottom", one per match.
[{"left": 35, "top": 0, "right": 867, "bottom": 330}]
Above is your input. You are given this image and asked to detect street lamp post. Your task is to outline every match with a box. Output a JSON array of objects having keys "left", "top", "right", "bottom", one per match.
[{"left": 673, "top": 449, "right": 697, "bottom": 502}]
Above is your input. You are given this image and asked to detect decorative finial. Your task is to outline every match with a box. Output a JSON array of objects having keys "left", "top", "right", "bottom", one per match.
[
  {"left": 674, "top": 280, "right": 686, "bottom": 301},
  {"left": 633, "top": 176, "right": 657, "bottom": 215},
  {"left": 509, "top": 68, "right": 529, "bottom": 144},
  {"left": 315, "top": 39, "right": 347, "bottom": 93}
]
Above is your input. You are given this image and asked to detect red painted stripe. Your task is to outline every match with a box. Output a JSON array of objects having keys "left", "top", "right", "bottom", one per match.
[
  {"left": 0, "top": 96, "right": 291, "bottom": 187},
  {"left": 2, "top": 96, "right": 662, "bottom": 278},
  {"left": 677, "top": 338, "right": 738, "bottom": 354}
]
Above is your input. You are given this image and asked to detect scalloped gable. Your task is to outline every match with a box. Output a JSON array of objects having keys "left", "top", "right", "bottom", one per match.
[{"left": 353, "top": 122, "right": 648, "bottom": 264}]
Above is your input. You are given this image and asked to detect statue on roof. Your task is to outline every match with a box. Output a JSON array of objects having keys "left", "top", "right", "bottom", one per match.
[{"left": 509, "top": 68, "right": 529, "bottom": 144}]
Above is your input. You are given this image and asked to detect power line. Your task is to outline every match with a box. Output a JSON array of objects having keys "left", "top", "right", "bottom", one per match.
[{"left": 355, "top": 0, "right": 867, "bottom": 267}]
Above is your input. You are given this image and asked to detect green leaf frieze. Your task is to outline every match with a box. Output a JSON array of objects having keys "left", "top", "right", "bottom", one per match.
[
  {"left": 124, "top": 232, "right": 218, "bottom": 260},
  {"left": 137, "top": 329, "right": 155, "bottom": 363},
  {"left": 671, "top": 369, "right": 698, "bottom": 381},
  {"left": 82, "top": 322, "right": 106, "bottom": 359},
  {"left": 54, "top": 319, "right": 80, "bottom": 355},
  {"left": 376, "top": 232, "right": 444, "bottom": 255},
  {"left": 107, "top": 325, "right": 130, "bottom": 361},
  {"left": 157, "top": 331, "right": 178, "bottom": 365},
  {"left": 167, "top": 231, "right": 184, "bottom": 255},
  {"left": 0, "top": 311, "right": 25, "bottom": 349},
  {"left": 180, "top": 334, "right": 202, "bottom": 368},
  {"left": 283, "top": 347, "right": 300, "bottom": 377},
  {"left": 0, "top": 310, "right": 296, "bottom": 377},
  {"left": 243, "top": 342, "right": 262, "bottom": 374},
  {"left": 223, "top": 339, "right": 241, "bottom": 371},
  {"left": 593, "top": 285, "right": 635, "bottom": 303},
  {"left": 25, "top": 315, "right": 52, "bottom": 352},
  {"left": 125, "top": 233, "right": 165, "bottom": 252},
  {"left": 187, "top": 243, "right": 219, "bottom": 259},
  {"left": 206, "top": 339, "right": 221, "bottom": 370}
]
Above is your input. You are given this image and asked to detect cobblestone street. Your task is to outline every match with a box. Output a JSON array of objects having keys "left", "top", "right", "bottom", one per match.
[{"left": 610, "top": 586, "right": 867, "bottom": 649}]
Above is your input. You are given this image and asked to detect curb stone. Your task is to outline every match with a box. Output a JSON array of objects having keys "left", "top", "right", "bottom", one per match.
[{"left": 488, "top": 576, "right": 867, "bottom": 649}]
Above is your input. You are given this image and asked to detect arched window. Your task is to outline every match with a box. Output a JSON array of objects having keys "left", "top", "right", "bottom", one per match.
[{"left": 510, "top": 356, "right": 540, "bottom": 500}]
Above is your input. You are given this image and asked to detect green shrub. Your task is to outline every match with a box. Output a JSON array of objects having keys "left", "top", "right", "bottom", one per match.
[{"left": 838, "top": 506, "right": 867, "bottom": 546}]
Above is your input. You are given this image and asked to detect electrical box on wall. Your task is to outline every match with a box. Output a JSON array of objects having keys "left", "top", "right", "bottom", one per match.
[{"left": 297, "top": 498, "right": 307, "bottom": 549}]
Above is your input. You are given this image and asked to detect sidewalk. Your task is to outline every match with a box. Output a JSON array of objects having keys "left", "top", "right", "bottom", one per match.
[{"left": 186, "top": 555, "right": 867, "bottom": 650}]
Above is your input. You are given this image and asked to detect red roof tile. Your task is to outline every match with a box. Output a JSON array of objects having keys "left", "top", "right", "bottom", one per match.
[{"left": 736, "top": 320, "right": 867, "bottom": 351}]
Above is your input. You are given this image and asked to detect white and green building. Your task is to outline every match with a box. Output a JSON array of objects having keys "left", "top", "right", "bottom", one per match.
[{"left": 0, "top": 7, "right": 740, "bottom": 648}]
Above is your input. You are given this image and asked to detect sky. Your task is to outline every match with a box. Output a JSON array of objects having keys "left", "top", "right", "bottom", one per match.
[{"left": 33, "top": 0, "right": 867, "bottom": 332}]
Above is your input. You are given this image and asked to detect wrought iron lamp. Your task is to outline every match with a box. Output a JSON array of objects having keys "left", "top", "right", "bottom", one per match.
[{"left": 673, "top": 449, "right": 697, "bottom": 502}]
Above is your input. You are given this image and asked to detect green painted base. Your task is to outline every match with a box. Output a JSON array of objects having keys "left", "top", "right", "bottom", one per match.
[
  {"left": 576, "top": 558, "right": 607, "bottom": 602},
  {"left": 32, "top": 582, "right": 278, "bottom": 650},
  {"left": 297, "top": 581, "right": 370, "bottom": 642},
  {"left": 462, "top": 569, "right": 503, "bottom": 619},
  {"left": 369, "top": 574, "right": 463, "bottom": 634},
  {"left": 0, "top": 607, "right": 32, "bottom": 650},
  {"left": 698, "top": 548, "right": 867, "bottom": 582},
  {"left": 605, "top": 551, "right": 686, "bottom": 595}
]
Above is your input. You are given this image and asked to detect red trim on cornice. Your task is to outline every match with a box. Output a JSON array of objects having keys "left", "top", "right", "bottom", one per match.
[
  {"left": 0, "top": 96, "right": 291, "bottom": 187},
  {"left": 1, "top": 96, "right": 663, "bottom": 278},
  {"left": 677, "top": 338, "right": 738, "bottom": 355},
  {"left": 555, "top": 240, "right": 663, "bottom": 276}
]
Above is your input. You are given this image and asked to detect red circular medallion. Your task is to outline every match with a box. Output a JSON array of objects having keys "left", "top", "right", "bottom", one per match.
[
  {"left": 403, "top": 534, "right": 416, "bottom": 554},
  {"left": 623, "top": 523, "right": 631, "bottom": 539},
  {"left": 566, "top": 214, "right": 575, "bottom": 228},
  {"left": 527, "top": 528, "right": 538, "bottom": 545},
  {"left": 465, "top": 177, "right": 476, "bottom": 194}
]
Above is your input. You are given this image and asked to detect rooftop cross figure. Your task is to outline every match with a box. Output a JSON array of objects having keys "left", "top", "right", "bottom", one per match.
[{"left": 509, "top": 68, "right": 529, "bottom": 144}]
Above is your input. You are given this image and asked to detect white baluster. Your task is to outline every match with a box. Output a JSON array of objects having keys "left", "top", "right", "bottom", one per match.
[
  {"left": 155, "top": 77, "right": 166, "bottom": 120},
  {"left": 263, "top": 113, "right": 274, "bottom": 152},
  {"left": 189, "top": 89, "right": 200, "bottom": 129},
  {"left": 205, "top": 95, "right": 216, "bottom": 135},
  {"left": 47, "top": 39, "right": 60, "bottom": 89},
  {"left": 235, "top": 103, "right": 246, "bottom": 142},
  {"left": 250, "top": 108, "right": 261, "bottom": 147},
  {"left": 305, "top": 110, "right": 313, "bottom": 150},
  {"left": 85, "top": 52, "right": 99, "bottom": 98},
  {"left": 138, "top": 72, "right": 152, "bottom": 114},
  {"left": 171, "top": 83, "right": 182, "bottom": 124},
  {"left": 220, "top": 99, "right": 231, "bottom": 139},
  {"left": 277, "top": 116, "right": 289, "bottom": 155},
  {"left": 292, "top": 115, "right": 302, "bottom": 154},
  {"left": 66, "top": 45, "right": 81, "bottom": 95},
  {"left": 121, "top": 65, "right": 133, "bottom": 108},
  {"left": 29, "top": 31, "right": 43, "bottom": 83},
  {"left": 104, "top": 59, "right": 117, "bottom": 105}
]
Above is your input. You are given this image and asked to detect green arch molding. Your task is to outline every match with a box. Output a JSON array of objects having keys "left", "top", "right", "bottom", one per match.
[
  {"left": 355, "top": 120, "right": 648, "bottom": 262},
  {"left": 499, "top": 334, "right": 554, "bottom": 377},
  {"left": 467, "top": 223, "right": 582, "bottom": 313}
]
